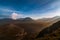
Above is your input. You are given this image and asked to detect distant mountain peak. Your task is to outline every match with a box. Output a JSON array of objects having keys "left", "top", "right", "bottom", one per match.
[
  {"left": 53, "top": 16, "right": 60, "bottom": 19},
  {"left": 22, "top": 17, "right": 33, "bottom": 21}
]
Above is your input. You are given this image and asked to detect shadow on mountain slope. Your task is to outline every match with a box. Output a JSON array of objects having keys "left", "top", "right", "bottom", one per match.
[{"left": 36, "top": 21, "right": 60, "bottom": 40}]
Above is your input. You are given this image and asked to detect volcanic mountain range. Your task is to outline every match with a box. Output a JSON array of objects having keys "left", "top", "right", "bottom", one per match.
[{"left": 0, "top": 16, "right": 60, "bottom": 40}]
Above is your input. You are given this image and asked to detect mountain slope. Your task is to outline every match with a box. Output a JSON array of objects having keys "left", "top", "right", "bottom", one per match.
[{"left": 36, "top": 20, "right": 60, "bottom": 38}]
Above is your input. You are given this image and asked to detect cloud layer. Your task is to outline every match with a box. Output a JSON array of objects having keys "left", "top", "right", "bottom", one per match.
[{"left": 0, "top": 0, "right": 60, "bottom": 19}]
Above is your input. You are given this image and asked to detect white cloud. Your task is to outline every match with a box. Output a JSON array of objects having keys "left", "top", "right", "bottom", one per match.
[
  {"left": 11, "top": 12, "right": 23, "bottom": 20},
  {"left": 0, "top": 8, "right": 19, "bottom": 13},
  {"left": 0, "top": 8, "right": 24, "bottom": 19},
  {"left": 35, "top": 0, "right": 60, "bottom": 19},
  {"left": 41, "top": 0, "right": 60, "bottom": 18}
]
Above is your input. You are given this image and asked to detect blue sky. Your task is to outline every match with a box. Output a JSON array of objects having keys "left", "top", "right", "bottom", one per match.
[{"left": 0, "top": 0, "right": 60, "bottom": 19}]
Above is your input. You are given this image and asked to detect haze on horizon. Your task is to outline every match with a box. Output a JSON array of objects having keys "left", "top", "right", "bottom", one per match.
[{"left": 0, "top": 0, "right": 60, "bottom": 19}]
